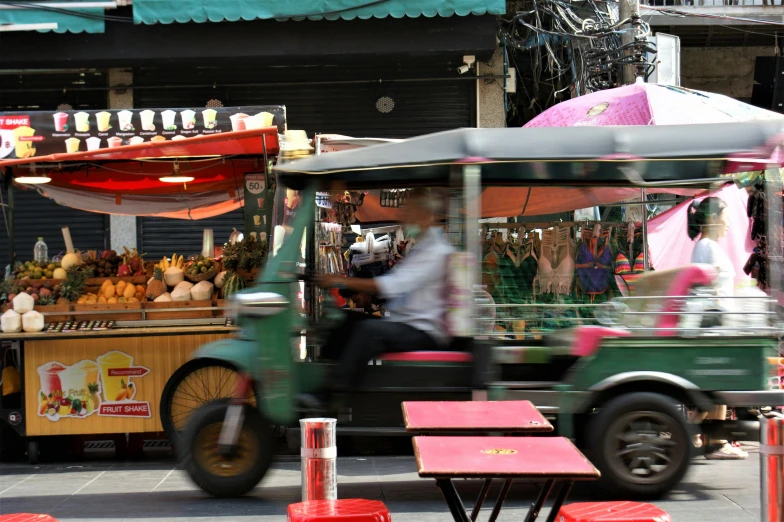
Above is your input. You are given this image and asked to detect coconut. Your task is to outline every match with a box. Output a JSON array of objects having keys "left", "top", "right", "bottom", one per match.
[
  {"left": 154, "top": 292, "right": 172, "bottom": 302},
  {"left": 171, "top": 287, "right": 191, "bottom": 302},
  {"left": 214, "top": 271, "right": 227, "bottom": 289},
  {"left": 12, "top": 292, "right": 35, "bottom": 314},
  {"left": 174, "top": 281, "right": 194, "bottom": 292},
  {"left": 164, "top": 266, "right": 185, "bottom": 287},
  {"left": 191, "top": 281, "right": 214, "bottom": 301},
  {"left": 22, "top": 310, "right": 45, "bottom": 332},
  {"left": 1, "top": 310, "right": 22, "bottom": 333}
]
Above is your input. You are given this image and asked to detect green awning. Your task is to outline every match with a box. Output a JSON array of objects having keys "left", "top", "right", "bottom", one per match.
[
  {"left": 0, "top": 1, "right": 105, "bottom": 33},
  {"left": 133, "top": 0, "right": 505, "bottom": 24}
]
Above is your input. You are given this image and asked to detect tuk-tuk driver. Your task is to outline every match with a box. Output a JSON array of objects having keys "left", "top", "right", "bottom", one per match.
[{"left": 314, "top": 188, "right": 454, "bottom": 405}]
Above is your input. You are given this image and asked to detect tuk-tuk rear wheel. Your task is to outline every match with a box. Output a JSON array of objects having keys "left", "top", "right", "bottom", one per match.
[
  {"left": 160, "top": 359, "right": 257, "bottom": 446},
  {"left": 181, "top": 400, "right": 274, "bottom": 498},
  {"left": 585, "top": 392, "right": 692, "bottom": 499}
]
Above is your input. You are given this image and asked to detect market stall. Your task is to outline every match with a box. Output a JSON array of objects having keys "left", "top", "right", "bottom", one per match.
[{"left": 0, "top": 106, "right": 295, "bottom": 460}]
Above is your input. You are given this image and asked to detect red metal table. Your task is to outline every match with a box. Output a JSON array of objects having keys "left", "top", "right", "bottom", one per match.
[
  {"left": 414, "top": 436, "right": 600, "bottom": 522},
  {"left": 402, "top": 400, "right": 553, "bottom": 434}
]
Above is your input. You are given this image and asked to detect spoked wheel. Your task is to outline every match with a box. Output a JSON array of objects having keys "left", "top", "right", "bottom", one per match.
[
  {"left": 181, "top": 400, "right": 274, "bottom": 498},
  {"left": 586, "top": 392, "right": 692, "bottom": 499},
  {"left": 160, "top": 359, "right": 257, "bottom": 445}
]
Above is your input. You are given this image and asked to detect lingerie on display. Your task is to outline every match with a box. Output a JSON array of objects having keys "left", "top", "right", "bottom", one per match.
[
  {"left": 575, "top": 225, "right": 613, "bottom": 300},
  {"left": 535, "top": 225, "right": 576, "bottom": 296}
]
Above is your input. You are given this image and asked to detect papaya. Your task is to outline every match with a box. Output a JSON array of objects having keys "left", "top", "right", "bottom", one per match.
[
  {"left": 123, "top": 284, "right": 136, "bottom": 299},
  {"left": 104, "top": 284, "right": 115, "bottom": 299}
]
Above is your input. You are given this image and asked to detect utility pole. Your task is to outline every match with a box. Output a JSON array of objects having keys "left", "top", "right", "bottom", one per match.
[{"left": 619, "top": 0, "right": 640, "bottom": 85}]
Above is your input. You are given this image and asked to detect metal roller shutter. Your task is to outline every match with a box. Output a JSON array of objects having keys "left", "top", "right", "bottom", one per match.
[
  {"left": 1, "top": 187, "right": 109, "bottom": 267},
  {"left": 138, "top": 209, "right": 245, "bottom": 260},
  {"left": 134, "top": 61, "right": 474, "bottom": 253}
]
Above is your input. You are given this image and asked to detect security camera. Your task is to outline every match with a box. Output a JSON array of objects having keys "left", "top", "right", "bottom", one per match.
[{"left": 457, "top": 55, "right": 476, "bottom": 75}]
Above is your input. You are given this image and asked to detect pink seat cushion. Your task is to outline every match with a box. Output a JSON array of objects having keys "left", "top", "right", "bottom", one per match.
[
  {"left": 0, "top": 516, "right": 59, "bottom": 522},
  {"left": 288, "top": 499, "right": 391, "bottom": 521},
  {"left": 571, "top": 326, "right": 631, "bottom": 357},
  {"left": 558, "top": 501, "right": 671, "bottom": 522},
  {"left": 378, "top": 351, "right": 472, "bottom": 363}
]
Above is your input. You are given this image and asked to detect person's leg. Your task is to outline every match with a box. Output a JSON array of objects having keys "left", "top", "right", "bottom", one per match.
[
  {"left": 319, "top": 311, "right": 373, "bottom": 361},
  {"left": 333, "top": 320, "right": 438, "bottom": 391}
]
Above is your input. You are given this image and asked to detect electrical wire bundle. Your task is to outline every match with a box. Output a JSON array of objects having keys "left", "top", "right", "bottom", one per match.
[{"left": 499, "top": 0, "right": 655, "bottom": 125}]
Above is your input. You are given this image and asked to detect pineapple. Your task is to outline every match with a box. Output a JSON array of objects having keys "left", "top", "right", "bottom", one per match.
[
  {"left": 86, "top": 382, "right": 101, "bottom": 413},
  {"left": 146, "top": 266, "right": 166, "bottom": 300},
  {"left": 58, "top": 266, "right": 92, "bottom": 303},
  {"left": 37, "top": 294, "right": 56, "bottom": 306}
]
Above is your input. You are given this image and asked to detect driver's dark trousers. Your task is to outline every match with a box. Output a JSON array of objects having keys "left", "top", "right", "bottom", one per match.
[{"left": 321, "top": 312, "right": 439, "bottom": 391}]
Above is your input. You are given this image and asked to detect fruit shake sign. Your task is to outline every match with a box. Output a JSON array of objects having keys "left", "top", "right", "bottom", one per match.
[
  {"left": 37, "top": 351, "right": 151, "bottom": 421},
  {"left": 0, "top": 106, "right": 285, "bottom": 159}
]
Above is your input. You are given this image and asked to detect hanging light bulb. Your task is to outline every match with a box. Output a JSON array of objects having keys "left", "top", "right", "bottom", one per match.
[
  {"left": 15, "top": 167, "right": 51, "bottom": 184},
  {"left": 160, "top": 162, "right": 194, "bottom": 183}
]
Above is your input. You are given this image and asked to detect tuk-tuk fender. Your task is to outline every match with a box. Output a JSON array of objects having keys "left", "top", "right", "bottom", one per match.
[
  {"left": 191, "top": 338, "right": 258, "bottom": 378},
  {"left": 580, "top": 371, "right": 714, "bottom": 413}
]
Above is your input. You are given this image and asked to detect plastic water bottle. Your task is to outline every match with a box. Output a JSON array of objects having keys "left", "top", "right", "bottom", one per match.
[{"left": 34, "top": 237, "right": 48, "bottom": 264}]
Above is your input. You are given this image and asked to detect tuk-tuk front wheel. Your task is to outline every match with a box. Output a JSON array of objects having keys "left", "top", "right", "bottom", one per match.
[
  {"left": 181, "top": 400, "right": 273, "bottom": 498},
  {"left": 586, "top": 392, "right": 691, "bottom": 499}
]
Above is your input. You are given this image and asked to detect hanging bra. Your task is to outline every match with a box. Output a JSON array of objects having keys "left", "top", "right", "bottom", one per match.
[{"left": 576, "top": 234, "right": 613, "bottom": 295}]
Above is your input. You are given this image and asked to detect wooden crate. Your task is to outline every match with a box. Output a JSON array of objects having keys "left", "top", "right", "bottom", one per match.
[
  {"left": 143, "top": 300, "right": 213, "bottom": 320},
  {"left": 35, "top": 304, "right": 72, "bottom": 322},
  {"left": 214, "top": 299, "right": 227, "bottom": 318},
  {"left": 72, "top": 302, "right": 143, "bottom": 321}
]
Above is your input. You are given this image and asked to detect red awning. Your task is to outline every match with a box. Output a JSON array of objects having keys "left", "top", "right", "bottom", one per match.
[
  {"left": 0, "top": 127, "right": 279, "bottom": 168},
  {"left": 2, "top": 128, "right": 280, "bottom": 220}
]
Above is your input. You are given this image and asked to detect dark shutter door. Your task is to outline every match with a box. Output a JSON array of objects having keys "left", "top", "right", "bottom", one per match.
[
  {"left": 1, "top": 188, "right": 109, "bottom": 267},
  {"left": 133, "top": 61, "right": 473, "bottom": 250},
  {"left": 139, "top": 209, "right": 245, "bottom": 259}
]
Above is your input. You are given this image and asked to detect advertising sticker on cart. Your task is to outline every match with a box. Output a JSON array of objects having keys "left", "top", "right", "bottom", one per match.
[{"left": 36, "top": 350, "right": 151, "bottom": 421}]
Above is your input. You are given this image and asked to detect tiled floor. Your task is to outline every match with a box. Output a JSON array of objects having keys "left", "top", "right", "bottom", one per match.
[{"left": 0, "top": 442, "right": 764, "bottom": 521}]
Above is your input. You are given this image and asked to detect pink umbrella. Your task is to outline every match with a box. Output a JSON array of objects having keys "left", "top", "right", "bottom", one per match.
[{"left": 525, "top": 78, "right": 784, "bottom": 127}]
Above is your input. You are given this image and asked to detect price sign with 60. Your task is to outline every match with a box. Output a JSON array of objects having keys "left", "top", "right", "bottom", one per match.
[{"left": 245, "top": 175, "right": 265, "bottom": 195}]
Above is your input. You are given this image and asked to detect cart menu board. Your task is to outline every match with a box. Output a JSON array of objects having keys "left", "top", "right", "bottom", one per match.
[
  {"left": 0, "top": 105, "right": 286, "bottom": 160},
  {"left": 244, "top": 171, "right": 275, "bottom": 243}
]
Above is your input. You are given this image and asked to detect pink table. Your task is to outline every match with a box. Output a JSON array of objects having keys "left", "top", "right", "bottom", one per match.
[
  {"left": 402, "top": 400, "right": 552, "bottom": 433},
  {"left": 414, "top": 436, "right": 600, "bottom": 522}
]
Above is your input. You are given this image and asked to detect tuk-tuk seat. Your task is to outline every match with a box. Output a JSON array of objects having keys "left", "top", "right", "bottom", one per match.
[
  {"left": 571, "top": 325, "right": 631, "bottom": 357},
  {"left": 378, "top": 351, "right": 472, "bottom": 363}
]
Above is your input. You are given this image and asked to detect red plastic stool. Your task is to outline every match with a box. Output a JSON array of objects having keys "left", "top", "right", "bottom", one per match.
[
  {"left": 0, "top": 513, "right": 57, "bottom": 522},
  {"left": 558, "top": 502, "right": 671, "bottom": 522},
  {"left": 287, "top": 499, "right": 391, "bottom": 521}
]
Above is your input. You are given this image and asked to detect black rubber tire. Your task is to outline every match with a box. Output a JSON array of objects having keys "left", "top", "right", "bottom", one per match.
[
  {"left": 180, "top": 399, "right": 274, "bottom": 498},
  {"left": 585, "top": 392, "right": 692, "bottom": 500},
  {"left": 160, "top": 358, "right": 251, "bottom": 446}
]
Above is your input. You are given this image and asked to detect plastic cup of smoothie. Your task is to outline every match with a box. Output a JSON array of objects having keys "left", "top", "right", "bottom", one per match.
[
  {"left": 180, "top": 109, "right": 196, "bottom": 130},
  {"left": 38, "top": 362, "right": 67, "bottom": 397},
  {"left": 202, "top": 109, "right": 217, "bottom": 129},
  {"left": 96, "top": 111, "right": 111, "bottom": 132},
  {"left": 257, "top": 112, "right": 275, "bottom": 127},
  {"left": 161, "top": 110, "right": 176, "bottom": 130},
  {"left": 97, "top": 351, "right": 133, "bottom": 402},
  {"left": 129, "top": 136, "right": 144, "bottom": 145},
  {"left": 59, "top": 365, "right": 88, "bottom": 398},
  {"left": 107, "top": 136, "right": 122, "bottom": 148},
  {"left": 230, "top": 113, "right": 248, "bottom": 131},
  {"left": 140, "top": 110, "right": 155, "bottom": 131},
  {"left": 117, "top": 110, "right": 134, "bottom": 131},
  {"left": 65, "top": 137, "right": 80, "bottom": 153},
  {"left": 74, "top": 112, "right": 90, "bottom": 133},
  {"left": 53, "top": 112, "right": 68, "bottom": 132},
  {"left": 72, "top": 360, "right": 99, "bottom": 388},
  {"left": 86, "top": 137, "right": 101, "bottom": 151}
]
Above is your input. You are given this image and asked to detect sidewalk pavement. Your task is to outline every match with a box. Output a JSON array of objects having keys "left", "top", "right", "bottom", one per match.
[{"left": 0, "top": 442, "right": 762, "bottom": 521}]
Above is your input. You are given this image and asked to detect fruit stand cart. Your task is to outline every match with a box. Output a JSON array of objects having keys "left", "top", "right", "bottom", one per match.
[{"left": 0, "top": 106, "right": 285, "bottom": 462}]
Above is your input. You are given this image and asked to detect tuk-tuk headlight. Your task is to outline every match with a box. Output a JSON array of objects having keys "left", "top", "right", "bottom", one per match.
[{"left": 229, "top": 291, "right": 289, "bottom": 318}]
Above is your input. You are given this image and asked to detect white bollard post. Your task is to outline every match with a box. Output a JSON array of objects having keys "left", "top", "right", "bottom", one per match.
[
  {"left": 760, "top": 414, "right": 784, "bottom": 522},
  {"left": 300, "top": 418, "right": 337, "bottom": 501}
]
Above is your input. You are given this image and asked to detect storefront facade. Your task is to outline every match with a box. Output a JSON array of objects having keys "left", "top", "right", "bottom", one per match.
[{"left": 0, "top": 2, "right": 505, "bottom": 260}]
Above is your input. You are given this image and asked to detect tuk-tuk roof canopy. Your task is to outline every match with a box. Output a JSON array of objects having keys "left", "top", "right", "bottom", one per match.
[{"left": 275, "top": 122, "right": 784, "bottom": 189}]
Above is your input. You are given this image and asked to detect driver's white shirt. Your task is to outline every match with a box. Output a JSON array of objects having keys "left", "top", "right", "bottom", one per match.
[{"left": 375, "top": 228, "right": 454, "bottom": 345}]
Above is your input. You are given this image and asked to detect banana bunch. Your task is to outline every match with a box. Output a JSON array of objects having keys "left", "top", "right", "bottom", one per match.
[{"left": 156, "top": 254, "right": 184, "bottom": 271}]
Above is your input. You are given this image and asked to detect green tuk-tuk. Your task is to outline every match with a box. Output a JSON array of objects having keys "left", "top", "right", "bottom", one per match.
[{"left": 168, "top": 122, "right": 784, "bottom": 499}]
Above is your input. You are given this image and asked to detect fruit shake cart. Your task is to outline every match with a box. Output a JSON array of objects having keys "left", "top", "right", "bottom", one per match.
[{"left": 0, "top": 110, "right": 283, "bottom": 463}]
